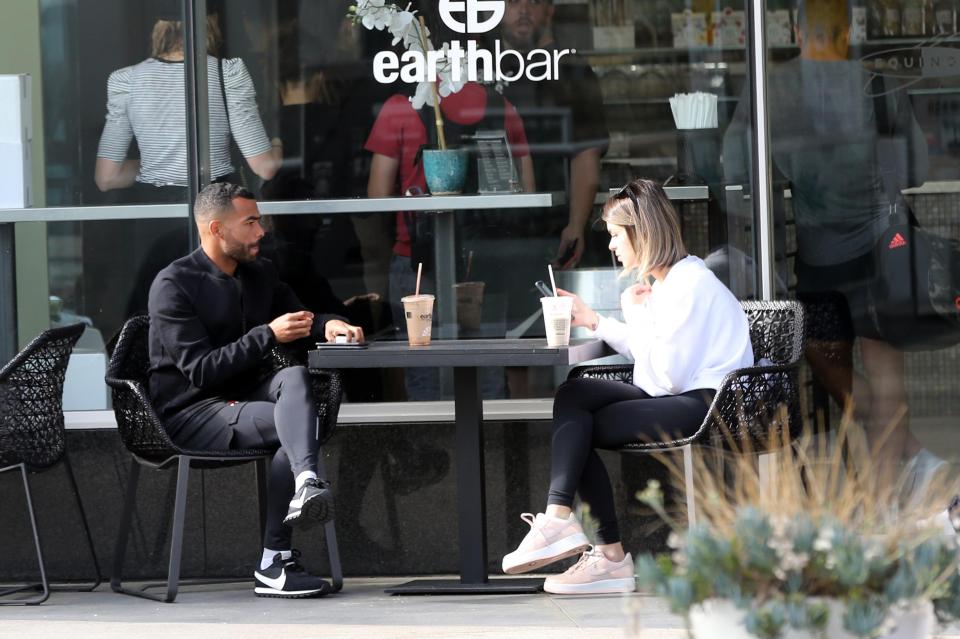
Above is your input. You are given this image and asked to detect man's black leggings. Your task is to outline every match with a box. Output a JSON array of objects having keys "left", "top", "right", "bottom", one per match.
[
  {"left": 170, "top": 366, "right": 320, "bottom": 550},
  {"left": 548, "top": 378, "right": 714, "bottom": 545}
]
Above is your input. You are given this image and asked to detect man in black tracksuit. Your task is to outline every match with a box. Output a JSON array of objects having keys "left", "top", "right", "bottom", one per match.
[{"left": 148, "top": 182, "right": 364, "bottom": 598}]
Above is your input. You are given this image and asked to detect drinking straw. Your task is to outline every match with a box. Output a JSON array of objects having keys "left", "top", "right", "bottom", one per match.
[
  {"left": 465, "top": 250, "right": 474, "bottom": 281},
  {"left": 415, "top": 262, "right": 423, "bottom": 296},
  {"left": 547, "top": 263, "right": 558, "bottom": 296}
]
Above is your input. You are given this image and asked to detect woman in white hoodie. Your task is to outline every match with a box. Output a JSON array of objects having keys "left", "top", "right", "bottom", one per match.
[{"left": 502, "top": 178, "right": 753, "bottom": 594}]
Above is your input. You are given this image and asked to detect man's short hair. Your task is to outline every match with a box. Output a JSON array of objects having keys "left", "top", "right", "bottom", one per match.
[{"left": 194, "top": 182, "right": 255, "bottom": 223}]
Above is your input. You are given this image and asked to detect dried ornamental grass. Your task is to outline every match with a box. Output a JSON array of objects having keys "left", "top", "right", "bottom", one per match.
[{"left": 632, "top": 407, "right": 960, "bottom": 639}]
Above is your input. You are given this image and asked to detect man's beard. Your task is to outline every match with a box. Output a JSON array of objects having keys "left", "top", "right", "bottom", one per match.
[{"left": 225, "top": 241, "right": 258, "bottom": 263}]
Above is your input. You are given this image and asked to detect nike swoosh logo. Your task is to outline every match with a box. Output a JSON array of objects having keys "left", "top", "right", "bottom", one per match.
[
  {"left": 257, "top": 571, "right": 286, "bottom": 590},
  {"left": 290, "top": 490, "right": 326, "bottom": 509}
]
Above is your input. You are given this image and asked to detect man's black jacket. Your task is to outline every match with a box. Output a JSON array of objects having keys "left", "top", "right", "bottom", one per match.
[{"left": 147, "top": 248, "right": 344, "bottom": 422}]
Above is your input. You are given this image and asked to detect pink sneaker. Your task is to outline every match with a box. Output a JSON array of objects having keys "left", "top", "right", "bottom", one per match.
[
  {"left": 502, "top": 513, "right": 591, "bottom": 575},
  {"left": 543, "top": 548, "right": 636, "bottom": 595}
]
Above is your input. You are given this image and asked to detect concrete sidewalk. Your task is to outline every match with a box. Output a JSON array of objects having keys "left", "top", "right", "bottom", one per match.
[
  {"left": 2, "top": 578, "right": 959, "bottom": 639},
  {"left": 0, "top": 577, "right": 679, "bottom": 638}
]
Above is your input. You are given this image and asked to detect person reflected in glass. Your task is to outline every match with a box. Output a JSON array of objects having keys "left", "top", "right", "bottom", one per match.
[
  {"left": 259, "top": 20, "right": 381, "bottom": 333},
  {"left": 496, "top": 0, "right": 608, "bottom": 270},
  {"left": 493, "top": 0, "right": 609, "bottom": 400},
  {"left": 501, "top": 179, "right": 753, "bottom": 594},
  {"left": 94, "top": 6, "right": 282, "bottom": 202},
  {"left": 364, "top": 1, "right": 534, "bottom": 400},
  {"left": 723, "top": 0, "right": 929, "bottom": 480}
]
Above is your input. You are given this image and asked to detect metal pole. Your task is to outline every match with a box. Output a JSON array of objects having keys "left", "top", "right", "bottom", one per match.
[
  {"left": 0, "top": 224, "right": 15, "bottom": 364},
  {"left": 747, "top": 0, "right": 776, "bottom": 301},
  {"left": 183, "top": 0, "right": 208, "bottom": 249}
]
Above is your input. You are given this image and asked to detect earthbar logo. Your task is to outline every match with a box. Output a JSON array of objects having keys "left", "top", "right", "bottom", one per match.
[
  {"left": 372, "top": 0, "right": 574, "bottom": 85},
  {"left": 439, "top": 0, "right": 505, "bottom": 34}
]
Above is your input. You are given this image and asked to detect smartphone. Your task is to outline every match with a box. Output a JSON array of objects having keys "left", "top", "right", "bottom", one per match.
[
  {"left": 314, "top": 342, "right": 368, "bottom": 350},
  {"left": 534, "top": 280, "right": 555, "bottom": 298}
]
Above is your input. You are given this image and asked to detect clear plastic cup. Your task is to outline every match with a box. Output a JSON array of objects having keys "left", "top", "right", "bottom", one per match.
[
  {"left": 540, "top": 296, "right": 573, "bottom": 347},
  {"left": 401, "top": 294, "right": 435, "bottom": 346}
]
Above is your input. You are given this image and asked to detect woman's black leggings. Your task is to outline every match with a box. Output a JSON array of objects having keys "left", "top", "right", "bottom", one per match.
[{"left": 548, "top": 378, "right": 714, "bottom": 545}]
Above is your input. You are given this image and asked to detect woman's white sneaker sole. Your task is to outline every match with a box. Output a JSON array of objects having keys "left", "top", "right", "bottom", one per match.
[
  {"left": 502, "top": 532, "right": 591, "bottom": 575},
  {"left": 543, "top": 577, "right": 636, "bottom": 595}
]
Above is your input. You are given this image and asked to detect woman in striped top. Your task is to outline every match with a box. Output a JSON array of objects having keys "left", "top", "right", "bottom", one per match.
[{"left": 95, "top": 15, "right": 281, "bottom": 199}]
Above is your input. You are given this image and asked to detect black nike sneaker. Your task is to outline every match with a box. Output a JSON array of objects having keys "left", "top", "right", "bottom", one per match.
[
  {"left": 254, "top": 550, "right": 331, "bottom": 598},
  {"left": 283, "top": 477, "right": 334, "bottom": 529}
]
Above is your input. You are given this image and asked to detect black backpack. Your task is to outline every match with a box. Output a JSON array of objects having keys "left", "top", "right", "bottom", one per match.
[
  {"left": 867, "top": 79, "right": 960, "bottom": 351},
  {"left": 869, "top": 216, "right": 960, "bottom": 351}
]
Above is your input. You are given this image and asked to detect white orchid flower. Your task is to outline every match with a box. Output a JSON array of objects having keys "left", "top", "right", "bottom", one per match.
[
  {"left": 357, "top": 0, "right": 385, "bottom": 11},
  {"left": 435, "top": 44, "right": 467, "bottom": 96},
  {"left": 354, "top": 0, "right": 464, "bottom": 110},
  {"left": 438, "top": 70, "right": 465, "bottom": 97},
  {"left": 410, "top": 81, "right": 436, "bottom": 110},
  {"left": 362, "top": 11, "right": 393, "bottom": 31},
  {"left": 402, "top": 16, "right": 429, "bottom": 50},
  {"left": 388, "top": 10, "right": 417, "bottom": 46},
  {"left": 360, "top": 1, "right": 393, "bottom": 30}
]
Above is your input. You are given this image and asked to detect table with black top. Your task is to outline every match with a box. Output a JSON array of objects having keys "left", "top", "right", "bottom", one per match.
[{"left": 308, "top": 338, "right": 607, "bottom": 595}]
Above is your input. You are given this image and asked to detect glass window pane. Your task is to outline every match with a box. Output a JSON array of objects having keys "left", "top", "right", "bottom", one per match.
[
  {"left": 759, "top": 0, "right": 960, "bottom": 469},
  {"left": 0, "top": 1, "right": 195, "bottom": 408},
  {"left": 213, "top": 0, "right": 761, "bottom": 402}
]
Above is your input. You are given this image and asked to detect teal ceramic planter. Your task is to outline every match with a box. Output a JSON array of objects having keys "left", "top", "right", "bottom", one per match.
[{"left": 423, "top": 149, "right": 468, "bottom": 195}]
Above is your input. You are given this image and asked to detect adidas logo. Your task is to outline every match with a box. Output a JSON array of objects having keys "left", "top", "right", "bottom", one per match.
[{"left": 888, "top": 233, "right": 907, "bottom": 249}]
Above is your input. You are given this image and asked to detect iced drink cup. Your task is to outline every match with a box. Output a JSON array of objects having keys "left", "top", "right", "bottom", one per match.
[
  {"left": 453, "top": 281, "right": 485, "bottom": 332},
  {"left": 402, "top": 294, "right": 435, "bottom": 346},
  {"left": 540, "top": 296, "right": 573, "bottom": 347}
]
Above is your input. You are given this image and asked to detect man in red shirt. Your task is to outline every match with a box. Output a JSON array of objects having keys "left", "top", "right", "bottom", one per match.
[{"left": 364, "top": 81, "right": 534, "bottom": 399}]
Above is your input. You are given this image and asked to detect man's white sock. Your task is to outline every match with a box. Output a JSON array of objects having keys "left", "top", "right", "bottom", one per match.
[
  {"left": 295, "top": 470, "right": 318, "bottom": 492},
  {"left": 260, "top": 548, "right": 292, "bottom": 570}
]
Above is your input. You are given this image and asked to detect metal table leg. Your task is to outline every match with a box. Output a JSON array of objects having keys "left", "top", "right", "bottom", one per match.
[{"left": 385, "top": 366, "right": 542, "bottom": 595}]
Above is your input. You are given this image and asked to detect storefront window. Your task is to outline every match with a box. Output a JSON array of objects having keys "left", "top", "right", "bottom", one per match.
[
  {"left": 0, "top": 2, "right": 196, "bottom": 410},
  {"left": 742, "top": 0, "right": 960, "bottom": 466},
  {"left": 206, "top": 0, "right": 760, "bottom": 402},
  {"left": 0, "top": 0, "right": 775, "bottom": 406}
]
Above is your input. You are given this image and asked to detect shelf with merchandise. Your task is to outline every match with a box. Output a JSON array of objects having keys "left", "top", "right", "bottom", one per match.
[
  {"left": 858, "top": 36, "right": 960, "bottom": 46},
  {"left": 577, "top": 35, "right": 956, "bottom": 61},
  {"left": 579, "top": 45, "right": 791, "bottom": 57}
]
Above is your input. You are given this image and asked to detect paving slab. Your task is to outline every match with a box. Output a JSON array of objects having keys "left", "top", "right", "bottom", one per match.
[{"left": 2, "top": 577, "right": 960, "bottom": 639}]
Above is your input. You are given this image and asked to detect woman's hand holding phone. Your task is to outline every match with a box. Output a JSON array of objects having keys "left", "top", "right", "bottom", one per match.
[{"left": 557, "top": 288, "right": 599, "bottom": 330}]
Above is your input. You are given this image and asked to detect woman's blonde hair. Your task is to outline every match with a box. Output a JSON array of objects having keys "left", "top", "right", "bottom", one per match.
[
  {"left": 601, "top": 178, "right": 686, "bottom": 280},
  {"left": 151, "top": 15, "right": 222, "bottom": 59}
]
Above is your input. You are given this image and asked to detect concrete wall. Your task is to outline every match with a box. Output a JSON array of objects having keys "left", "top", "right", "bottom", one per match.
[{"left": 0, "top": 421, "right": 673, "bottom": 581}]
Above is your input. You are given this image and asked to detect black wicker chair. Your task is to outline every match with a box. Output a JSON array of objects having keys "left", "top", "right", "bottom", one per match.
[
  {"left": 0, "top": 323, "right": 101, "bottom": 605},
  {"left": 105, "top": 315, "right": 344, "bottom": 603},
  {"left": 567, "top": 300, "right": 805, "bottom": 525}
]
